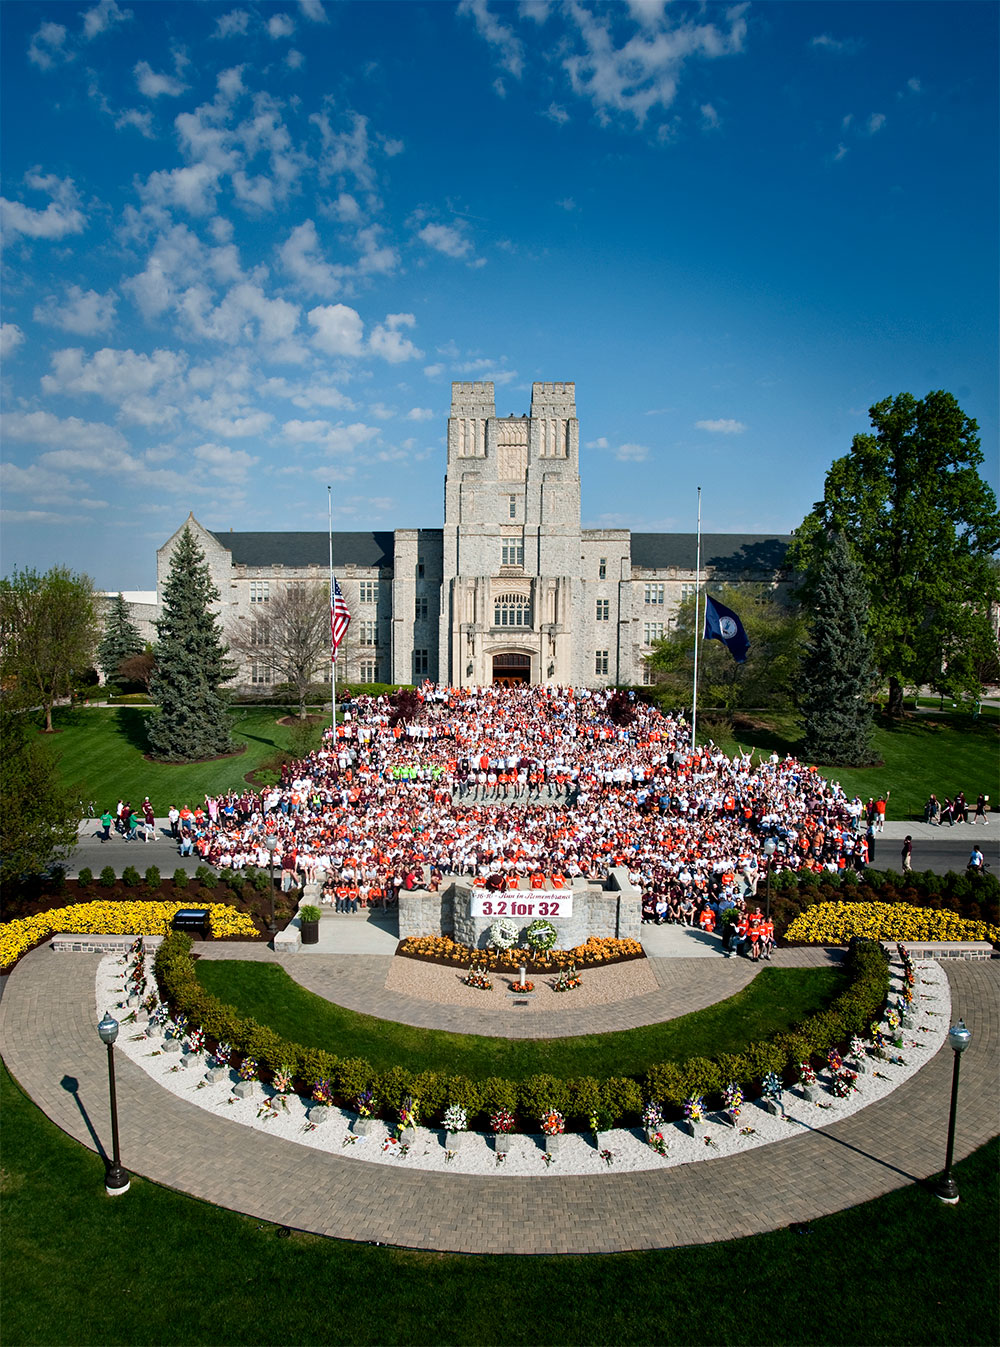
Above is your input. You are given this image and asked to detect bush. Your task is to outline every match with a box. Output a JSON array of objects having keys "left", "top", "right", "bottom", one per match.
[
  {"left": 173, "top": 869, "right": 189, "bottom": 888},
  {"left": 99, "top": 866, "right": 117, "bottom": 888},
  {"left": 121, "top": 866, "right": 141, "bottom": 888},
  {"left": 226, "top": 869, "right": 245, "bottom": 892},
  {"left": 481, "top": 1076, "right": 519, "bottom": 1116},
  {"left": 77, "top": 867, "right": 93, "bottom": 888},
  {"left": 144, "top": 866, "right": 161, "bottom": 891},
  {"left": 601, "top": 1076, "right": 643, "bottom": 1121},
  {"left": 195, "top": 865, "right": 218, "bottom": 889},
  {"left": 566, "top": 1076, "right": 603, "bottom": 1121},
  {"left": 518, "top": 1073, "right": 570, "bottom": 1119}
]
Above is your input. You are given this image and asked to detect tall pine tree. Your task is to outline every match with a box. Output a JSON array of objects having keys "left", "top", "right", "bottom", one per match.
[
  {"left": 97, "top": 592, "right": 144, "bottom": 687},
  {"left": 799, "top": 532, "right": 878, "bottom": 765},
  {"left": 148, "top": 526, "right": 235, "bottom": 762}
]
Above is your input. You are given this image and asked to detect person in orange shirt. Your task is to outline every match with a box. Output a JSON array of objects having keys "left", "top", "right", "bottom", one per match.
[
  {"left": 761, "top": 917, "right": 775, "bottom": 960},
  {"left": 698, "top": 905, "right": 715, "bottom": 934}
]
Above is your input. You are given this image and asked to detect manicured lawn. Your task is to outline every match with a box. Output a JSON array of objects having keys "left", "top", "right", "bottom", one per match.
[
  {"left": 49, "top": 705, "right": 312, "bottom": 813},
  {"left": 195, "top": 960, "right": 848, "bottom": 1078},
  {"left": 713, "top": 710, "right": 999, "bottom": 822},
  {"left": 1, "top": 1061, "right": 996, "bottom": 1347}
]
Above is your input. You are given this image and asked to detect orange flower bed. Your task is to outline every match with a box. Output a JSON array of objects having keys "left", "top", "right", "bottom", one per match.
[{"left": 396, "top": 934, "right": 644, "bottom": 972}]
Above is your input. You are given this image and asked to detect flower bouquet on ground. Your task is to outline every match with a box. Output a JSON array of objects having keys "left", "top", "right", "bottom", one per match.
[
  {"left": 829, "top": 1068, "right": 859, "bottom": 1099},
  {"left": 212, "top": 1041, "right": 232, "bottom": 1068},
  {"left": 797, "top": 1060, "right": 819, "bottom": 1102},
  {"left": 508, "top": 977, "right": 534, "bottom": 993},
  {"left": 443, "top": 1104, "right": 468, "bottom": 1147},
  {"left": 869, "top": 1023, "right": 888, "bottom": 1058},
  {"left": 463, "top": 965, "right": 493, "bottom": 991},
  {"left": 553, "top": 963, "right": 582, "bottom": 992},
  {"left": 826, "top": 1048, "right": 843, "bottom": 1075},
  {"left": 490, "top": 1106, "right": 515, "bottom": 1152},
  {"left": 760, "top": 1072, "right": 784, "bottom": 1116},
  {"left": 643, "top": 1101, "right": 664, "bottom": 1134},
  {"left": 311, "top": 1078, "right": 334, "bottom": 1107},
  {"left": 238, "top": 1057, "right": 258, "bottom": 1083},
  {"left": 397, "top": 1095, "right": 421, "bottom": 1137},
  {"left": 187, "top": 1027, "right": 205, "bottom": 1056},
  {"left": 647, "top": 1130, "right": 669, "bottom": 1157},
  {"left": 355, "top": 1088, "right": 377, "bottom": 1118},
  {"left": 722, "top": 1082, "right": 743, "bottom": 1123},
  {"left": 540, "top": 1106, "right": 565, "bottom": 1153}
]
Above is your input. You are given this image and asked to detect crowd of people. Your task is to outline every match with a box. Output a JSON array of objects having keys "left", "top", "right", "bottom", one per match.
[
  {"left": 145, "top": 684, "right": 886, "bottom": 923},
  {"left": 922, "top": 791, "right": 990, "bottom": 826}
]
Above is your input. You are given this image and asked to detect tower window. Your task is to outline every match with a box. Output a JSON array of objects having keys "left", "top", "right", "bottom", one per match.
[
  {"left": 501, "top": 541, "right": 524, "bottom": 567},
  {"left": 508, "top": 494, "right": 517, "bottom": 519},
  {"left": 595, "top": 649, "right": 609, "bottom": 676},
  {"left": 596, "top": 599, "right": 610, "bottom": 622},
  {"left": 598, "top": 557, "right": 607, "bottom": 579},
  {"left": 494, "top": 593, "right": 532, "bottom": 628}
]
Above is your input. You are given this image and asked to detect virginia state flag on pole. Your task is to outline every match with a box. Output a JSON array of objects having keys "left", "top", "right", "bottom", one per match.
[{"left": 703, "top": 594, "right": 750, "bottom": 663}]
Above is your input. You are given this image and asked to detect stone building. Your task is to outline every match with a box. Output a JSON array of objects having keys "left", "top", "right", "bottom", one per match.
[{"left": 146, "top": 382, "right": 791, "bottom": 690}]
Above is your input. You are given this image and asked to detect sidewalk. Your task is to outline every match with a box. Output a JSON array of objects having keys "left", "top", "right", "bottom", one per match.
[{"left": 1, "top": 944, "right": 996, "bottom": 1254}]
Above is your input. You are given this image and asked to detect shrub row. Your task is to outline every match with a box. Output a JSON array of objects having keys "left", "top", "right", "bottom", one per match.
[
  {"left": 154, "top": 935, "right": 889, "bottom": 1130},
  {"left": 771, "top": 868, "right": 998, "bottom": 936}
]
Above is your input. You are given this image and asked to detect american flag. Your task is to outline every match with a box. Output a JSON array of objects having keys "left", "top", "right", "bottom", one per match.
[{"left": 330, "top": 576, "right": 351, "bottom": 662}]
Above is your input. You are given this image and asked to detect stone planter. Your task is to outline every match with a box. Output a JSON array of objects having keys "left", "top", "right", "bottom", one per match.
[
  {"left": 800, "top": 1083, "right": 819, "bottom": 1104},
  {"left": 351, "top": 1116, "right": 377, "bottom": 1136},
  {"left": 853, "top": 1056, "right": 869, "bottom": 1075},
  {"left": 204, "top": 1066, "right": 227, "bottom": 1084},
  {"left": 445, "top": 1131, "right": 466, "bottom": 1150},
  {"left": 233, "top": 1080, "right": 255, "bottom": 1099},
  {"left": 180, "top": 1052, "right": 203, "bottom": 1070},
  {"left": 595, "top": 1130, "right": 615, "bottom": 1149},
  {"left": 686, "top": 1119, "right": 705, "bottom": 1139},
  {"left": 306, "top": 1104, "right": 331, "bottom": 1124},
  {"left": 760, "top": 1097, "right": 782, "bottom": 1116},
  {"left": 544, "top": 1134, "right": 561, "bottom": 1155},
  {"left": 163, "top": 1039, "right": 182, "bottom": 1055},
  {"left": 145, "top": 1021, "right": 164, "bottom": 1038},
  {"left": 493, "top": 1133, "right": 511, "bottom": 1154}
]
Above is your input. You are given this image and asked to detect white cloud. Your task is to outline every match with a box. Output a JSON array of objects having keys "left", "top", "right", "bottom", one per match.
[
  {"left": 286, "top": 49, "right": 304, "bottom": 69},
  {"left": 2, "top": 410, "right": 129, "bottom": 455},
  {"left": 453, "top": 357, "right": 517, "bottom": 385},
  {"left": 458, "top": 0, "right": 525, "bottom": 78},
  {"left": 214, "top": 10, "right": 250, "bottom": 38},
  {"left": 695, "top": 418, "right": 746, "bottom": 434},
  {"left": 82, "top": 0, "right": 131, "bottom": 41},
  {"left": 34, "top": 285, "right": 117, "bottom": 335},
  {"left": 28, "top": 22, "right": 71, "bottom": 70},
  {"left": 417, "top": 222, "right": 472, "bottom": 259},
  {"left": 140, "top": 162, "right": 221, "bottom": 215},
  {"left": 423, "top": 363, "right": 446, "bottom": 379},
  {"left": 0, "top": 173, "right": 85, "bottom": 241},
  {"left": 42, "top": 346, "right": 184, "bottom": 403},
  {"left": 369, "top": 403, "right": 397, "bottom": 421},
  {"left": 493, "top": 78, "right": 507, "bottom": 98},
  {"left": 368, "top": 313, "right": 422, "bottom": 364},
  {"left": 191, "top": 442, "right": 258, "bottom": 480},
  {"left": 307, "top": 303, "right": 365, "bottom": 356},
  {"left": 331, "top": 193, "right": 362, "bottom": 224},
  {"left": 556, "top": 196, "right": 576, "bottom": 211},
  {"left": 700, "top": 102, "right": 720, "bottom": 130},
  {"left": 810, "top": 33, "right": 861, "bottom": 54},
  {"left": 280, "top": 220, "right": 345, "bottom": 296},
  {"left": 267, "top": 13, "right": 295, "bottom": 39},
  {"left": 0, "top": 324, "right": 25, "bottom": 359},
  {"left": 299, "top": 0, "right": 328, "bottom": 20},
  {"left": 1, "top": 460, "right": 109, "bottom": 510},
  {"left": 614, "top": 442, "right": 649, "bottom": 462},
  {"left": 546, "top": 102, "right": 570, "bottom": 124},
  {"left": 134, "top": 60, "right": 187, "bottom": 99},
  {"left": 906, "top": 76, "right": 921, "bottom": 94},
  {"left": 115, "top": 107, "right": 155, "bottom": 137},
  {"left": 834, "top": 143, "right": 849, "bottom": 162},
  {"left": 406, "top": 407, "right": 435, "bottom": 421},
  {"left": 866, "top": 112, "right": 886, "bottom": 135},
  {"left": 586, "top": 437, "right": 609, "bottom": 449},
  {"left": 280, "top": 418, "right": 380, "bottom": 453},
  {"left": 311, "top": 109, "right": 377, "bottom": 190}
]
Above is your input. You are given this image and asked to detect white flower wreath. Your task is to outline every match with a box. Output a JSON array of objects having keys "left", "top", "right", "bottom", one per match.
[{"left": 488, "top": 917, "right": 520, "bottom": 949}]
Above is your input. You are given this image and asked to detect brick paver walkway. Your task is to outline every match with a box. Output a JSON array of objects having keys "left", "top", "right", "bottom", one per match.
[{"left": 1, "top": 946, "right": 996, "bottom": 1254}]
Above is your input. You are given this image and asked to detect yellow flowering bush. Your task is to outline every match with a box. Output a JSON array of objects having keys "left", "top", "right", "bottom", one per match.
[
  {"left": 0, "top": 901, "right": 258, "bottom": 971},
  {"left": 397, "top": 933, "right": 643, "bottom": 971},
  {"left": 785, "top": 900, "right": 1000, "bottom": 946}
]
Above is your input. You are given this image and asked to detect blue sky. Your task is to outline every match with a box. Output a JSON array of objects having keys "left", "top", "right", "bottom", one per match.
[{"left": 2, "top": 0, "right": 997, "bottom": 590}]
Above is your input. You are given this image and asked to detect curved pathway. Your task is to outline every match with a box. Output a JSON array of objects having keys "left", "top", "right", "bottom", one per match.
[{"left": 1, "top": 943, "right": 997, "bottom": 1253}]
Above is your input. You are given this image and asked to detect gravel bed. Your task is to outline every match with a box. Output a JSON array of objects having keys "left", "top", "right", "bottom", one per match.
[
  {"left": 97, "top": 954, "right": 949, "bottom": 1179},
  {"left": 384, "top": 953, "right": 659, "bottom": 1009}
]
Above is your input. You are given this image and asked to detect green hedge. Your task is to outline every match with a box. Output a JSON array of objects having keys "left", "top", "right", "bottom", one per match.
[
  {"left": 772, "top": 867, "right": 998, "bottom": 935},
  {"left": 154, "top": 936, "right": 889, "bottom": 1132}
]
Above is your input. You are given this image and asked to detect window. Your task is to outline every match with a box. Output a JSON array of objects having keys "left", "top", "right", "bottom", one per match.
[
  {"left": 415, "top": 596, "right": 428, "bottom": 621},
  {"left": 643, "top": 622, "right": 665, "bottom": 645},
  {"left": 501, "top": 541, "right": 524, "bottom": 567},
  {"left": 644, "top": 583, "right": 665, "bottom": 605},
  {"left": 417, "top": 557, "right": 425, "bottom": 579},
  {"left": 249, "top": 581, "right": 269, "bottom": 604},
  {"left": 681, "top": 583, "right": 698, "bottom": 602},
  {"left": 250, "top": 662, "right": 271, "bottom": 685},
  {"left": 642, "top": 662, "right": 655, "bottom": 686},
  {"left": 595, "top": 650, "right": 609, "bottom": 676},
  {"left": 359, "top": 659, "right": 378, "bottom": 683},
  {"left": 508, "top": 494, "right": 517, "bottom": 519},
  {"left": 249, "top": 619, "right": 269, "bottom": 647},
  {"left": 286, "top": 580, "right": 306, "bottom": 592},
  {"left": 598, "top": 557, "right": 607, "bottom": 579},
  {"left": 359, "top": 581, "right": 378, "bottom": 604},
  {"left": 596, "top": 598, "right": 610, "bottom": 622},
  {"left": 414, "top": 649, "right": 429, "bottom": 677},
  {"left": 494, "top": 593, "right": 532, "bottom": 628},
  {"left": 359, "top": 620, "right": 377, "bottom": 646}
]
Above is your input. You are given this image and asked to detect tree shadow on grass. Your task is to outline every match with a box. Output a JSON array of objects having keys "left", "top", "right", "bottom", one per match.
[{"left": 114, "top": 707, "right": 152, "bottom": 755}]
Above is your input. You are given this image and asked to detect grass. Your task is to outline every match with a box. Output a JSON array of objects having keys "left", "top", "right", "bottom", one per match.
[
  {"left": 195, "top": 960, "right": 848, "bottom": 1079},
  {"left": 712, "top": 710, "right": 999, "bottom": 821},
  {"left": 48, "top": 705, "right": 316, "bottom": 812},
  {"left": 1, "top": 1060, "right": 996, "bottom": 1347}
]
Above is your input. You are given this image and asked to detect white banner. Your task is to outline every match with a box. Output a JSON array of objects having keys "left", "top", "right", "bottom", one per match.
[{"left": 469, "top": 891, "right": 573, "bottom": 920}]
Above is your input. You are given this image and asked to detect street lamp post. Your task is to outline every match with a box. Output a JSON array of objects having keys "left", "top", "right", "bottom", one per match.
[
  {"left": 96, "top": 1012, "right": 130, "bottom": 1196},
  {"left": 762, "top": 838, "right": 776, "bottom": 923},
  {"left": 264, "top": 834, "right": 279, "bottom": 933},
  {"left": 935, "top": 1018, "right": 972, "bottom": 1204}
]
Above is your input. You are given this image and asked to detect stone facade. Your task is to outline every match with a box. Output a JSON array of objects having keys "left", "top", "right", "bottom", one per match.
[{"left": 138, "top": 381, "right": 792, "bottom": 690}]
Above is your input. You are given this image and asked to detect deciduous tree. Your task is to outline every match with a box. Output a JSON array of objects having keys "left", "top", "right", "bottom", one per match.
[
  {"left": 789, "top": 391, "right": 1000, "bottom": 718},
  {"left": 0, "top": 566, "right": 98, "bottom": 732},
  {"left": 227, "top": 583, "right": 330, "bottom": 718},
  {"left": 148, "top": 526, "right": 235, "bottom": 761},
  {"left": 0, "top": 703, "right": 80, "bottom": 880}
]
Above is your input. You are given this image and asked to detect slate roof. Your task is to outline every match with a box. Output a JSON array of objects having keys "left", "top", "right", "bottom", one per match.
[
  {"left": 629, "top": 532, "right": 792, "bottom": 573},
  {"left": 209, "top": 530, "right": 396, "bottom": 569}
]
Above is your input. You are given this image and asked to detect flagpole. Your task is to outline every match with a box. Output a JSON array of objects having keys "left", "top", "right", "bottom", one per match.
[
  {"left": 691, "top": 486, "right": 702, "bottom": 755},
  {"left": 334, "top": 487, "right": 342, "bottom": 738}
]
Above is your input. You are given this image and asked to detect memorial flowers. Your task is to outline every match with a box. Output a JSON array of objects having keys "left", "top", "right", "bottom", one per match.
[
  {"left": 683, "top": 1096, "right": 705, "bottom": 1124},
  {"left": 827, "top": 1048, "right": 843, "bottom": 1074},
  {"left": 311, "top": 1078, "right": 334, "bottom": 1106},
  {"left": 642, "top": 1101, "right": 664, "bottom": 1133},
  {"left": 647, "top": 1130, "right": 669, "bottom": 1157},
  {"left": 462, "top": 966, "right": 493, "bottom": 991},
  {"left": 398, "top": 1095, "right": 420, "bottom": 1135},
  {"left": 443, "top": 1104, "right": 468, "bottom": 1133},
  {"left": 488, "top": 918, "right": 520, "bottom": 950},
  {"left": 213, "top": 1041, "right": 232, "bottom": 1068},
  {"left": 553, "top": 964, "right": 582, "bottom": 992},
  {"left": 187, "top": 1027, "right": 205, "bottom": 1055},
  {"left": 525, "top": 918, "right": 558, "bottom": 952},
  {"left": 272, "top": 1065, "right": 294, "bottom": 1096},
  {"left": 354, "top": 1088, "right": 377, "bottom": 1118},
  {"left": 830, "top": 1068, "right": 859, "bottom": 1098},
  {"left": 722, "top": 1082, "right": 743, "bottom": 1119},
  {"left": 238, "top": 1057, "right": 258, "bottom": 1083},
  {"left": 490, "top": 1107, "right": 515, "bottom": 1134},
  {"left": 539, "top": 1107, "right": 565, "bottom": 1137}
]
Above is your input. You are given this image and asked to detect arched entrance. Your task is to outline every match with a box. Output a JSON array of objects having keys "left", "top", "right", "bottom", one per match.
[{"left": 492, "top": 652, "right": 531, "bottom": 686}]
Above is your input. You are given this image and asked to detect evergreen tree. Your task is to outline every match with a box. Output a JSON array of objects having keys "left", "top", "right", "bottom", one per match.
[
  {"left": 148, "top": 526, "right": 235, "bottom": 762},
  {"left": 799, "top": 533, "right": 878, "bottom": 765},
  {"left": 97, "top": 592, "right": 144, "bottom": 687}
]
